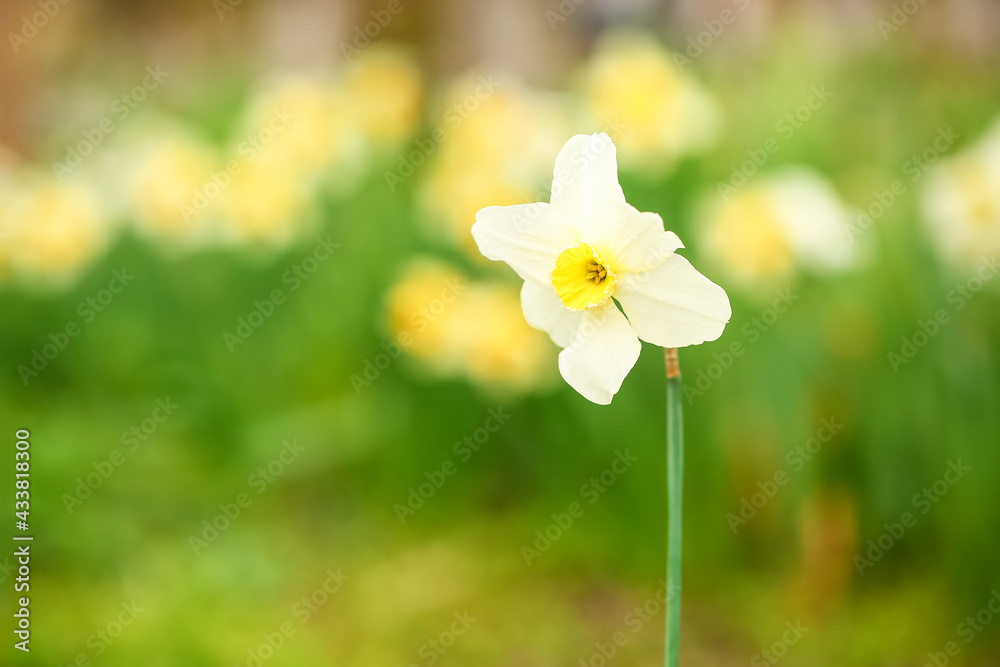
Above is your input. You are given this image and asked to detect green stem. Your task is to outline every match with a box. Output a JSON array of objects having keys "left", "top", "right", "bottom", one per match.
[{"left": 665, "top": 348, "right": 683, "bottom": 667}]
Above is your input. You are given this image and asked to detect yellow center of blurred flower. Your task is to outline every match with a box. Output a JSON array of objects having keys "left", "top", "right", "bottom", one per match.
[
  {"left": 708, "top": 191, "right": 794, "bottom": 279},
  {"left": 957, "top": 166, "right": 999, "bottom": 229},
  {"left": 551, "top": 243, "right": 616, "bottom": 311}
]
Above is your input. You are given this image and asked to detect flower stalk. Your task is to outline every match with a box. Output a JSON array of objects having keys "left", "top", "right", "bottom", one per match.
[{"left": 665, "top": 347, "right": 683, "bottom": 667}]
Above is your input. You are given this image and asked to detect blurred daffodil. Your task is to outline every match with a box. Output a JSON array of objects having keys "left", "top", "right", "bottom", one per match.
[
  {"left": 421, "top": 160, "right": 533, "bottom": 254},
  {"left": 698, "top": 168, "right": 855, "bottom": 287},
  {"left": 472, "top": 133, "right": 731, "bottom": 404},
  {"left": 342, "top": 46, "right": 423, "bottom": 146},
  {"left": 386, "top": 258, "right": 553, "bottom": 393},
  {"left": 449, "top": 283, "right": 555, "bottom": 392},
  {"left": 216, "top": 150, "right": 314, "bottom": 248},
  {"left": 420, "top": 78, "right": 570, "bottom": 254},
  {"left": 580, "top": 31, "right": 720, "bottom": 172},
  {"left": 241, "top": 76, "right": 363, "bottom": 180},
  {"left": 127, "top": 131, "right": 220, "bottom": 248},
  {"left": 5, "top": 172, "right": 110, "bottom": 287},
  {"left": 386, "top": 258, "right": 468, "bottom": 366},
  {"left": 922, "top": 119, "right": 1000, "bottom": 269}
]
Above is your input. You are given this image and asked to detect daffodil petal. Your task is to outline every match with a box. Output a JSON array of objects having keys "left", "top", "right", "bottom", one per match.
[
  {"left": 521, "top": 279, "right": 584, "bottom": 347},
  {"left": 472, "top": 202, "right": 579, "bottom": 284},
  {"left": 599, "top": 200, "right": 683, "bottom": 273},
  {"left": 550, "top": 133, "right": 626, "bottom": 241},
  {"left": 617, "top": 254, "right": 731, "bottom": 348},
  {"left": 557, "top": 303, "right": 640, "bottom": 404}
]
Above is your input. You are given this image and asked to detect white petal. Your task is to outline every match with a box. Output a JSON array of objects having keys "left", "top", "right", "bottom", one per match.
[
  {"left": 617, "top": 254, "right": 731, "bottom": 348},
  {"left": 557, "top": 303, "right": 641, "bottom": 404},
  {"left": 550, "top": 133, "right": 626, "bottom": 241},
  {"left": 472, "top": 202, "right": 579, "bottom": 284},
  {"left": 599, "top": 200, "right": 684, "bottom": 273},
  {"left": 521, "top": 279, "right": 584, "bottom": 347}
]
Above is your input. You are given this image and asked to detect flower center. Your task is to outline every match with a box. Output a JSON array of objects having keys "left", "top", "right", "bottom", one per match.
[{"left": 551, "top": 242, "right": 617, "bottom": 311}]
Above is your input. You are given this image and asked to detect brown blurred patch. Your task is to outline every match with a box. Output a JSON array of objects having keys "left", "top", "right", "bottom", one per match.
[{"left": 788, "top": 486, "right": 858, "bottom": 618}]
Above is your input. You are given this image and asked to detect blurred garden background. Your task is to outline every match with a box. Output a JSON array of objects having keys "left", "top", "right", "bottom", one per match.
[{"left": 2, "top": 0, "right": 1000, "bottom": 664}]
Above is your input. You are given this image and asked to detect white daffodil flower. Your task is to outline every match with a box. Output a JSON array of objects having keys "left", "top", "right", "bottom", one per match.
[{"left": 471, "top": 133, "right": 731, "bottom": 404}]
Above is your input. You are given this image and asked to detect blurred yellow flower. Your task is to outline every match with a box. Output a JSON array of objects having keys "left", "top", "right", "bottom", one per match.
[
  {"left": 216, "top": 150, "right": 314, "bottom": 248},
  {"left": 5, "top": 172, "right": 110, "bottom": 286},
  {"left": 442, "top": 77, "right": 567, "bottom": 167},
  {"left": 127, "top": 131, "right": 220, "bottom": 248},
  {"left": 420, "top": 78, "right": 569, "bottom": 254},
  {"left": 698, "top": 168, "right": 855, "bottom": 287},
  {"left": 580, "top": 31, "right": 721, "bottom": 172},
  {"left": 922, "top": 119, "right": 1000, "bottom": 268},
  {"left": 385, "top": 257, "right": 554, "bottom": 393},
  {"left": 342, "top": 46, "right": 423, "bottom": 146},
  {"left": 386, "top": 258, "right": 468, "bottom": 364},
  {"left": 421, "top": 159, "right": 534, "bottom": 254},
  {"left": 451, "top": 283, "right": 555, "bottom": 392},
  {"left": 241, "top": 76, "right": 363, "bottom": 178}
]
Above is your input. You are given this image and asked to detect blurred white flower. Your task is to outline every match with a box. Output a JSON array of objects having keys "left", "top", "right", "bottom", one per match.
[
  {"left": 698, "top": 168, "right": 856, "bottom": 287},
  {"left": 473, "top": 133, "right": 730, "bottom": 404},
  {"left": 922, "top": 119, "right": 1000, "bottom": 268}
]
